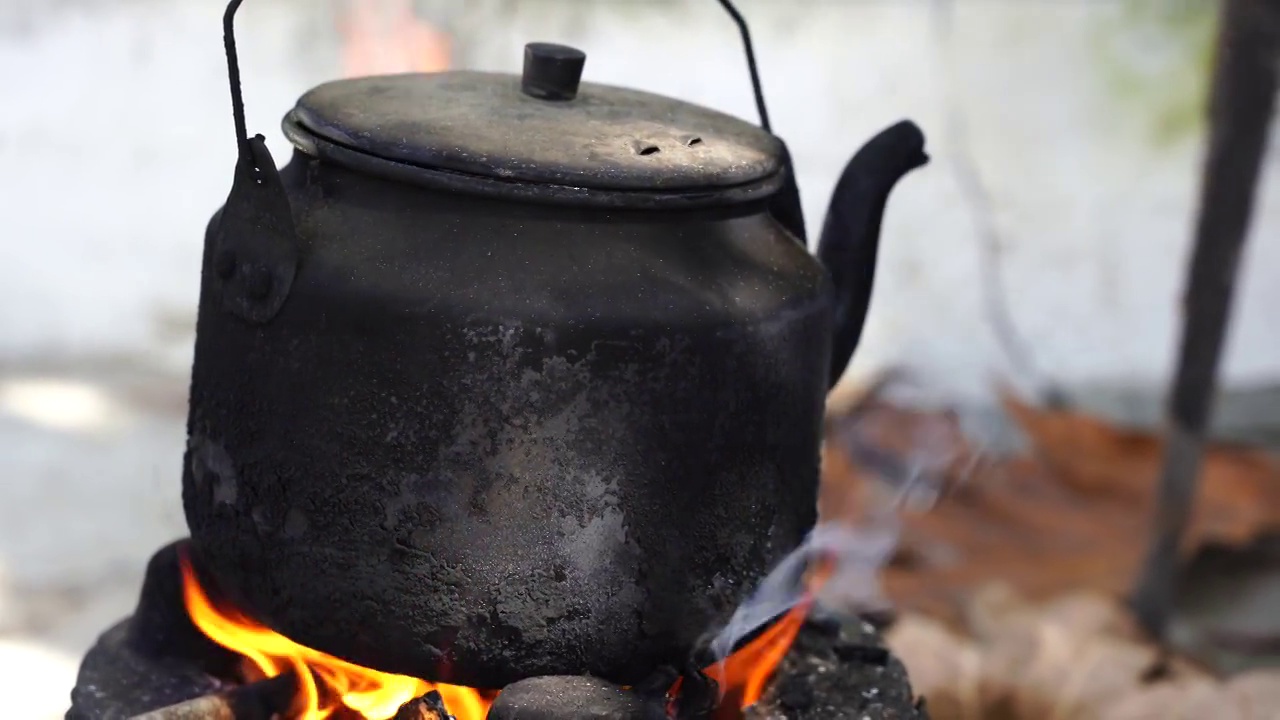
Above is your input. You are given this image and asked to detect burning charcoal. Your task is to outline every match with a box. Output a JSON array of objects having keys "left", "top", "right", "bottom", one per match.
[
  {"left": 486, "top": 676, "right": 664, "bottom": 720},
  {"left": 775, "top": 676, "right": 815, "bottom": 713},
  {"left": 744, "top": 614, "right": 925, "bottom": 720},
  {"left": 791, "top": 620, "right": 841, "bottom": 658},
  {"left": 671, "top": 662, "right": 718, "bottom": 720},
  {"left": 831, "top": 642, "right": 890, "bottom": 667},
  {"left": 858, "top": 609, "right": 898, "bottom": 632},
  {"left": 802, "top": 612, "right": 843, "bottom": 639},
  {"left": 395, "top": 690, "right": 455, "bottom": 720},
  {"left": 125, "top": 671, "right": 296, "bottom": 720},
  {"left": 632, "top": 665, "right": 680, "bottom": 700}
]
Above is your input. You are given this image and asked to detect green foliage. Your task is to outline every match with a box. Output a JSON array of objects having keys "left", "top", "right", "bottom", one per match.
[{"left": 1093, "top": 0, "right": 1217, "bottom": 147}]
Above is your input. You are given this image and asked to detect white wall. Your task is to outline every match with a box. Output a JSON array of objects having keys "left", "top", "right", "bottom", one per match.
[{"left": 2, "top": 0, "right": 1277, "bottom": 399}]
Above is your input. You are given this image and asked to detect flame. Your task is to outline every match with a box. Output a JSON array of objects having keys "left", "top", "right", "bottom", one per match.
[
  {"left": 181, "top": 552, "right": 820, "bottom": 720},
  {"left": 179, "top": 555, "right": 494, "bottom": 720},
  {"left": 702, "top": 602, "right": 810, "bottom": 718},
  {"left": 684, "top": 559, "right": 833, "bottom": 718},
  {"left": 338, "top": 0, "right": 451, "bottom": 78}
]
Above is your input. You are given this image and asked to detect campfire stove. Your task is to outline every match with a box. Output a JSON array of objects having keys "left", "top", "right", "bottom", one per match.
[
  {"left": 68, "top": 541, "right": 927, "bottom": 720},
  {"left": 67, "top": 0, "right": 929, "bottom": 717}
]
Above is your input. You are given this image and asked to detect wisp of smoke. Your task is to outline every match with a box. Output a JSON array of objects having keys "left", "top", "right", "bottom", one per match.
[
  {"left": 707, "top": 473, "right": 918, "bottom": 663},
  {"left": 709, "top": 376, "right": 987, "bottom": 662},
  {"left": 708, "top": 521, "right": 899, "bottom": 662}
]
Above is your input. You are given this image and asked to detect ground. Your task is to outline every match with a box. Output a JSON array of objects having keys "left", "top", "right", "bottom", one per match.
[{"left": 0, "top": 356, "right": 191, "bottom": 719}]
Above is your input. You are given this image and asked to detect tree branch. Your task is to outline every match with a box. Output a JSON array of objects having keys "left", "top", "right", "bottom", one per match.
[{"left": 1130, "top": 0, "right": 1280, "bottom": 642}]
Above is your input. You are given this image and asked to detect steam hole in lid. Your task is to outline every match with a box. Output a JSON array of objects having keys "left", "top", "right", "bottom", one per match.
[
  {"left": 686, "top": 136, "right": 704, "bottom": 146},
  {"left": 629, "top": 139, "right": 661, "bottom": 156}
]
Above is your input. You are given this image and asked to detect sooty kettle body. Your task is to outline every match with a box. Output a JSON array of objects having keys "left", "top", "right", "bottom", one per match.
[{"left": 182, "top": 0, "right": 928, "bottom": 688}]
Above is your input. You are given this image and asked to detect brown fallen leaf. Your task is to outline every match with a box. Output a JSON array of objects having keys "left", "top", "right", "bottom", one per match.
[
  {"left": 820, "top": 378, "right": 1280, "bottom": 626},
  {"left": 881, "top": 613, "right": 987, "bottom": 720},
  {"left": 885, "top": 585, "right": 1280, "bottom": 720},
  {"left": 1001, "top": 393, "right": 1280, "bottom": 549}
]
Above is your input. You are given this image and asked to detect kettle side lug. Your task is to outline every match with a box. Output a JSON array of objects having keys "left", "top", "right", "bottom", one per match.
[{"left": 212, "top": 135, "right": 299, "bottom": 324}]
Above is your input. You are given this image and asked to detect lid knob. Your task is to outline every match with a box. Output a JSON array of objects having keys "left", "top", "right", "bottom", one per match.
[{"left": 522, "top": 43, "right": 586, "bottom": 102}]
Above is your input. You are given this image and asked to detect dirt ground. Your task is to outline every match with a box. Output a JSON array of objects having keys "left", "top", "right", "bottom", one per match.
[{"left": 0, "top": 357, "right": 191, "bottom": 718}]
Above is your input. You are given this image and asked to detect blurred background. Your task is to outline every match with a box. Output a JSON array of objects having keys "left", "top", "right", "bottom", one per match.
[{"left": 1, "top": 0, "right": 1278, "bottom": 717}]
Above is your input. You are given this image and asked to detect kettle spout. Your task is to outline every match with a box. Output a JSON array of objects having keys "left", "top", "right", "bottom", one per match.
[{"left": 818, "top": 119, "right": 929, "bottom": 389}]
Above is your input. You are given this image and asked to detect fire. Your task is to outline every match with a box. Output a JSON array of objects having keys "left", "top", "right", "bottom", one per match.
[
  {"left": 181, "top": 552, "right": 816, "bottom": 720},
  {"left": 338, "top": 0, "right": 451, "bottom": 78},
  {"left": 703, "top": 603, "right": 810, "bottom": 717},
  {"left": 179, "top": 555, "right": 494, "bottom": 720},
  {"left": 697, "top": 558, "right": 832, "bottom": 718}
]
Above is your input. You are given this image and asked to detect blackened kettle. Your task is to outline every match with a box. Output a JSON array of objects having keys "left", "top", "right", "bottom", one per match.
[{"left": 182, "top": 0, "right": 928, "bottom": 688}]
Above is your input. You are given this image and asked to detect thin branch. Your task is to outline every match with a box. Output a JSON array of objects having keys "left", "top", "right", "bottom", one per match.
[{"left": 1130, "top": 0, "right": 1280, "bottom": 642}]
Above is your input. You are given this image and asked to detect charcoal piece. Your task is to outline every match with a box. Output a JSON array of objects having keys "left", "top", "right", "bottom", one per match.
[
  {"left": 632, "top": 665, "right": 680, "bottom": 700},
  {"left": 672, "top": 662, "right": 717, "bottom": 720},
  {"left": 792, "top": 616, "right": 841, "bottom": 657},
  {"left": 486, "top": 676, "right": 665, "bottom": 720},
  {"left": 831, "top": 643, "right": 889, "bottom": 666},
  {"left": 776, "top": 675, "right": 814, "bottom": 712},
  {"left": 126, "top": 671, "right": 295, "bottom": 720},
  {"left": 744, "top": 616, "right": 925, "bottom": 720},
  {"left": 858, "top": 609, "right": 898, "bottom": 632},
  {"left": 396, "top": 690, "right": 455, "bottom": 720},
  {"left": 802, "top": 611, "right": 843, "bottom": 639}
]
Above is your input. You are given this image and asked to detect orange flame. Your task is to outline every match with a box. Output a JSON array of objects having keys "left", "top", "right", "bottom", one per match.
[
  {"left": 181, "top": 553, "right": 820, "bottom": 720},
  {"left": 703, "top": 603, "right": 810, "bottom": 717},
  {"left": 675, "top": 559, "right": 832, "bottom": 718},
  {"left": 338, "top": 0, "right": 451, "bottom": 78},
  {"left": 179, "top": 556, "right": 494, "bottom": 720}
]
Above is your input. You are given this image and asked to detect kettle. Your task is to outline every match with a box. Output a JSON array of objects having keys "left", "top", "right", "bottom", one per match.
[{"left": 183, "top": 0, "right": 928, "bottom": 688}]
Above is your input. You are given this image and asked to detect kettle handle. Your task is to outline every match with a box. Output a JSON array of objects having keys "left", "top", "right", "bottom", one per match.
[
  {"left": 223, "top": 0, "right": 251, "bottom": 160},
  {"left": 213, "top": 0, "right": 300, "bottom": 325},
  {"left": 714, "top": 0, "right": 771, "bottom": 133},
  {"left": 714, "top": 0, "right": 808, "bottom": 244}
]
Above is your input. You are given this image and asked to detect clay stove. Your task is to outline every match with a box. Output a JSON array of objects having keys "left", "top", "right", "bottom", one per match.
[{"left": 66, "top": 0, "right": 930, "bottom": 717}]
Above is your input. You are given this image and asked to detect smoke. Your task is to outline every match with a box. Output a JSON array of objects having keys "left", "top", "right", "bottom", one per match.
[
  {"left": 707, "top": 523, "right": 898, "bottom": 662},
  {"left": 708, "top": 371, "right": 987, "bottom": 661}
]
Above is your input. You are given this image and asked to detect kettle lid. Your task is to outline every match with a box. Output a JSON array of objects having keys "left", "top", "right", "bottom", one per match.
[{"left": 282, "top": 43, "right": 784, "bottom": 205}]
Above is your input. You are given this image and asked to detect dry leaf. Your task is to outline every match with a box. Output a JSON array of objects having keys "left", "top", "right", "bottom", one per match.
[
  {"left": 964, "top": 583, "right": 1143, "bottom": 646},
  {"left": 821, "top": 380, "right": 1280, "bottom": 625},
  {"left": 1097, "top": 669, "right": 1280, "bottom": 720},
  {"left": 1001, "top": 393, "right": 1280, "bottom": 549},
  {"left": 883, "top": 614, "right": 986, "bottom": 720},
  {"left": 1097, "top": 679, "right": 1220, "bottom": 720},
  {"left": 1222, "top": 670, "right": 1280, "bottom": 717},
  {"left": 881, "top": 586, "right": 1280, "bottom": 720},
  {"left": 828, "top": 382, "right": 1280, "bottom": 719}
]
